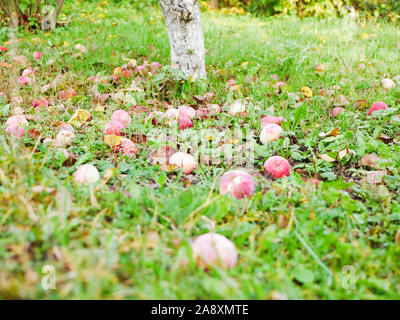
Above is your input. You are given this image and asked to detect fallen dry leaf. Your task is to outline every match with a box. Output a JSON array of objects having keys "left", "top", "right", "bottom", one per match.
[
  {"left": 104, "top": 134, "right": 123, "bottom": 148},
  {"left": 193, "top": 92, "right": 215, "bottom": 104},
  {"left": 301, "top": 86, "right": 313, "bottom": 98},
  {"left": 359, "top": 154, "right": 381, "bottom": 168},
  {"left": 365, "top": 170, "right": 387, "bottom": 184},
  {"left": 131, "top": 133, "right": 147, "bottom": 144},
  {"left": 378, "top": 133, "right": 393, "bottom": 144},
  {"left": 319, "top": 154, "right": 335, "bottom": 162},
  {"left": 149, "top": 145, "right": 176, "bottom": 165},
  {"left": 395, "top": 229, "right": 400, "bottom": 244},
  {"left": 129, "top": 105, "right": 150, "bottom": 114},
  {"left": 319, "top": 127, "right": 339, "bottom": 137},
  {"left": 278, "top": 214, "right": 288, "bottom": 229},
  {"left": 68, "top": 109, "right": 91, "bottom": 127},
  {"left": 338, "top": 149, "right": 355, "bottom": 159}
]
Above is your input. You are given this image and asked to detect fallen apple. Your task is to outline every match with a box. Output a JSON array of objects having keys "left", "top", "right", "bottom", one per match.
[
  {"left": 73, "top": 164, "right": 100, "bottom": 185},
  {"left": 219, "top": 170, "right": 256, "bottom": 199},
  {"left": 264, "top": 156, "right": 291, "bottom": 178},
  {"left": 260, "top": 123, "right": 283, "bottom": 144},
  {"left": 191, "top": 233, "right": 238, "bottom": 269},
  {"left": 169, "top": 152, "right": 196, "bottom": 174},
  {"left": 368, "top": 102, "right": 388, "bottom": 115}
]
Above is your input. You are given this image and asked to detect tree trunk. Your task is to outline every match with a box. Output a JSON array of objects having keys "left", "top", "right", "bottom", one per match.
[
  {"left": 1, "top": 0, "right": 19, "bottom": 28},
  {"left": 210, "top": 0, "right": 218, "bottom": 10},
  {"left": 159, "top": 0, "right": 207, "bottom": 80}
]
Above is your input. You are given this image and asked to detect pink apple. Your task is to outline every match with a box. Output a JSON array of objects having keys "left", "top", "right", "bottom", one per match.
[
  {"left": 179, "top": 116, "right": 193, "bottom": 130},
  {"left": 58, "top": 123, "right": 75, "bottom": 133},
  {"left": 260, "top": 123, "right": 283, "bottom": 144},
  {"left": 31, "top": 98, "right": 49, "bottom": 109},
  {"left": 121, "top": 138, "right": 137, "bottom": 156},
  {"left": 6, "top": 115, "right": 29, "bottom": 127},
  {"left": 169, "top": 152, "right": 196, "bottom": 174},
  {"left": 195, "top": 109, "right": 208, "bottom": 119},
  {"left": 219, "top": 170, "right": 256, "bottom": 199},
  {"left": 121, "top": 68, "right": 132, "bottom": 78},
  {"left": 73, "top": 164, "right": 100, "bottom": 185},
  {"left": 381, "top": 78, "right": 395, "bottom": 90},
  {"left": 55, "top": 130, "right": 75, "bottom": 147},
  {"left": 105, "top": 120, "right": 125, "bottom": 135},
  {"left": 207, "top": 104, "right": 221, "bottom": 116},
  {"left": 165, "top": 108, "right": 179, "bottom": 120},
  {"left": 5, "top": 125, "right": 24, "bottom": 138},
  {"left": 178, "top": 105, "right": 196, "bottom": 119},
  {"left": 261, "top": 115, "right": 284, "bottom": 127},
  {"left": 22, "top": 67, "right": 35, "bottom": 77},
  {"left": 18, "top": 75, "right": 30, "bottom": 85},
  {"left": 332, "top": 107, "right": 345, "bottom": 117},
  {"left": 264, "top": 156, "right": 291, "bottom": 178},
  {"left": 111, "top": 109, "right": 131, "bottom": 127},
  {"left": 33, "top": 51, "right": 43, "bottom": 60},
  {"left": 368, "top": 102, "right": 388, "bottom": 115},
  {"left": 192, "top": 233, "right": 238, "bottom": 269},
  {"left": 146, "top": 111, "right": 165, "bottom": 126}
]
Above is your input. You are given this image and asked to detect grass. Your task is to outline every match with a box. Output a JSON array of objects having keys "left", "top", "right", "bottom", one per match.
[{"left": 0, "top": 0, "right": 399, "bottom": 299}]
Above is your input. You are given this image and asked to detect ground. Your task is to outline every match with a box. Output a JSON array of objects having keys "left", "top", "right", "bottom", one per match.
[{"left": 0, "top": 1, "right": 399, "bottom": 299}]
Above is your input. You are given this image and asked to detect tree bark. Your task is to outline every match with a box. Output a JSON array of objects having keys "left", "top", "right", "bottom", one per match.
[
  {"left": 1, "top": 0, "right": 19, "bottom": 28},
  {"left": 159, "top": 0, "right": 207, "bottom": 80},
  {"left": 210, "top": 0, "right": 218, "bottom": 10}
]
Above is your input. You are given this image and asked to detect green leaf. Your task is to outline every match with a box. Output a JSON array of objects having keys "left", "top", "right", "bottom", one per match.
[
  {"left": 293, "top": 102, "right": 307, "bottom": 128},
  {"left": 293, "top": 266, "right": 314, "bottom": 284}
]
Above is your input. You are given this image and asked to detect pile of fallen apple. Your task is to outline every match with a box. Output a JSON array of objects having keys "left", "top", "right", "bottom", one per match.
[{"left": 3, "top": 53, "right": 399, "bottom": 270}]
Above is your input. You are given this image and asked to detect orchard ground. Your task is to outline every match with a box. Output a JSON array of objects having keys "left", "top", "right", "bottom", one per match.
[{"left": 0, "top": 1, "right": 399, "bottom": 299}]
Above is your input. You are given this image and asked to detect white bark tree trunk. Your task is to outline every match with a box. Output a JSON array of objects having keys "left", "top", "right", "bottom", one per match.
[
  {"left": 159, "top": 0, "right": 207, "bottom": 80},
  {"left": 210, "top": 0, "right": 219, "bottom": 10}
]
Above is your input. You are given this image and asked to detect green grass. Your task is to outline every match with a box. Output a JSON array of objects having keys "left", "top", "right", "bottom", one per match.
[{"left": 0, "top": 1, "right": 399, "bottom": 299}]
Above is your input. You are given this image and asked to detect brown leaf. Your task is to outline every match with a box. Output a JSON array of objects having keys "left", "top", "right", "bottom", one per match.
[
  {"left": 378, "top": 133, "right": 393, "bottom": 144},
  {"left": 319, "top": 127, "right": 339, "bottom": 137},
  {"left": 95, "top": 93, "right": 110, "bottom": 104},
  {"left": 328, "top": 127, "right": 340, "bottom": 137},
  {"left": 131, "top": 133, "right": 147, "bottom": 144},
  {"left": 149, "top": 145, "right": 176, "bottom": 165},
  {"left": 62, "top": 150, "right": 77, "bottom": 166},
  {"left": 359, "top": 154, "right": 381, "bottom": 168},
  {"left": 338, "top": 148, "right": 355, "bottom": 159},
  {"left": 145, "top": 99, "right": 163, "bottom": 109},
  {"left": 395, "top": 229, "right": 400, "bottom": 244},
  {"left": 365, "top": 170, "right": 387, "bottom": 184},
  {"left": 319, "top": 153, "right": 335, "bottom": 162},
  {"left": 278, "top": 214, "right": 288, "bottom": 229},
  {"left": 193, "top": 92, "right": 215, "bottom": 104},
  {"left": 129, "top": 105, "right": 150, "bottom": 114}
]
